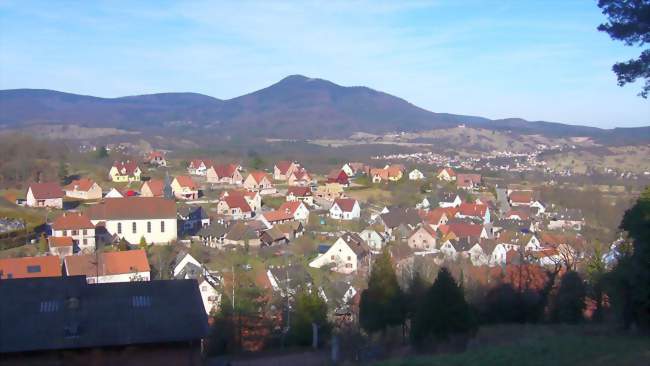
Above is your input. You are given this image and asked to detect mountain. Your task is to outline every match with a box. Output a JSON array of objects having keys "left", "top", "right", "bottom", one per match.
[{"left": 0, "top": 75, "right": 647, "bottom": 142}]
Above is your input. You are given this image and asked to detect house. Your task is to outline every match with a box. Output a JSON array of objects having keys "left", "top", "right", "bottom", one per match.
[
  {"left": 260, "top": 226, "right": 289, "bottom": 246},
  {"left": 25, "top": 182, "right": 63, "bottom": 209},
  {"left": 221, "top": 189, "right": 261, "bottom": 212},
  {"left": 407, "top": 225, "right": 438, "bottom": 252},
  {"left": 223, "top": 222, "right": 261, "bottom": 247},
  {"left": 260, "top": 209, "right": 294, "bottom": 227},
  {"left": 51, "top": 212, "right": 96, "bottom": 253},
  {"left": 275, "top": 221, "right": 304, "bottom": 240},
  {"left": 409, "top": 169, "right": 424, "bottom": 180},
  {"left": 327, "top": 169, "right": 349, "bottom": 186},
  {"left": 86, "top": 197, "right": 177, "bottom": 245},
  {"left": 197, "top": 222, "right": 227, "bottom": 248},
  {"left": 445, "top": 222, "right": 490, "bottom": 241},
  {"left": 286, "top": 186, "right": 314, "bottom": 206},
  {"left": 420, "top": 208, "right": 449, "bottom": 230},
  {"left": 0, "top": 256, "right": 61, "bottom": 279},
  {"left": 104, "top": 187, "right": 124, "bottom": 198},
  {"left": 456, "top": 173, "right": 482, "bottom": 190},
  {"left": 140, "top": 179, "right": 165, "bottom": 198},
  {"left": 267, "top": 264, "right": 313, "bottom": 296},
  {"left": 273, "top": 161, "right": 300, "bottom": 180},
  {"left": 360, "top": 228, "right": 387, "bottom": 252},
  {"left": 243, "top": 171, "right": 275, "bottom": 195},
  {"left": 0, "top": 276, "right": 208, "bottom": 366},
  {"left": 278, "top": 201, "right": 310, "bottom": 222},
  {"left": 309, "top": 232, "right": 370, "bottom": 274},
  {"left": 508, "top": 190, "right": 534, "bottom": 207},
  {"left": 504, "top": 208, "right": 531, "bottom": 221},
  {"left": 216, "top": 194, "right": 254, "bottom": 219},
  {"left": 341, "top": 163, "right": 355, "bottom": 177},
  {"left": 457, "top": 203, "right": 491, "bottom": 224},
  {"left": 177, "top": 206, "right": 210, "bottom": 235},
  {"left": 187, "top": 159, "right": 213, "bottom": 176},
  {"left": 145, "top": 150, "right": 167, "bottom": 167},
  {"left": 64, "top": 178, "right": 102, "bottom": 200},
  {"left": 315, "top": 183, "right": 344, "bottom": 201},
  {"left": 370, "top": 167, "right": 389, "bottom": 183},
  {"left": 172, "top": 252, "right": 221, "bottom": 314},
  {"left": 385, "top": 165, "right": 404, "bottom": 181},
  {"left": 64, "top": 249, "right": 151, "bottom": 283},
  {"left": 438, "top": 192, "right": 463, "bottom": 208},
  {"left": 109, "top": 160, "right": 141, "bottom": 182},
  {"left": 287, "top": 168, "right": 314, "bottom": 187},
  {"left": 48, "top": 236, "right": 73, "bottom": 258},
  {"left": 329, "top": 198, "right": 361, "bottom": 220},
  {"left": 547, "top": 208, "right": 585, "bottom": 231},
  {"left": 436, "top": 167, "right": 457, "bottom": 181},
  {"left": 379, "top": 208, "right": 422, "bottom": 239},
  {"left": 171, "top": 175, "right": 199, "bottom": 200},
  {"left": 206, "top": 163, "right": 244, "bottom": 185}
]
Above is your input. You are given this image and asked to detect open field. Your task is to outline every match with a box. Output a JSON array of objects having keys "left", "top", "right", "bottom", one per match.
[
  {"left": 377, "top": 325, "right": 650, "bottom": 366},
  {"left": 546, "top": 145, "right": 650, "bottom": 174}
]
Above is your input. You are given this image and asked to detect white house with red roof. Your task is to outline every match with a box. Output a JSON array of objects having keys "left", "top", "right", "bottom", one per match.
[
  {"left": 206, "top": 163, "right": 244, "bottom": 185},
  {"left": 48, "top": 236, "right": 73, "bottom": 259},
  {"left": 109, "top": 160, "right": 141, "bottom": 182},
  {"left": 286, "top": 186, "right": 314, "bottom": 206},
  {"left": 51, "top": 212, "right": 96, "bottom": 253},
  {"left": 278, "top": 201, "right": 310, "bottom": 222},
  {"left": 171, "top": 175, "right": 199, "bottom": 200},
  {"left": 244, "top": 171, "right": 275, "bottom": 195},
  {"left": 216, "top": 194, "right": 254, "bottom": 220},
  {"left": 456, "top": 203, "right": 491, "bottom": 223},
  {"left": 25, "top": 182, "right": 63, "bottom": 209},
  {"left": 456, "top": 173, "right": 482, "bottom": 190},
  {"left": 273, "top": 161, "right": 299, "bottom": 180},
  {"left": 309, "top": 232, "right": 370, "bottom": 274},
  {"left": 64, "top": 178, "right": 102, "bottom": 200},
  {"left": 221, "top": 189, "right": 261, "bottom": 212},
  {"left": 287, "top": 168, "right": 314, "bottom": 187},
  {"left": 436, "top": 167, "right": 457, "bottom": 181},
  {"left": 187, "top": 159, "right": 213, "bottom": 176},
  {"left": 64, "top": 249, "right": 151, "bottom": 284},
  {"left": 409, "top": 169, "right": 425, "bottom": 181},
  {"left": 145, "top": 150, "right": 167, "bottom": 167},
  {"left": 329, "top": 198, "right": 361, "bottom": 220}
]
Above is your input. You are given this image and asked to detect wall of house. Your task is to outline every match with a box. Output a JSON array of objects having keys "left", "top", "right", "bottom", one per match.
[
  {"left": 53, "top": 228, "right": 96, "bottom": 252},
  {"left": 309, "top": 239, "right": 357, "bottom": 274},
  {"left": 85, "top": 271, "right": 151, "bottom": 284},
  {"left": 26, "top": 190, "right": 63, "bottom": 208},
  {"left": 65, "top": 185, "right": 102, "bottom": 200},
  {"left": 90, "top": 218, "right": 177, "bottom": 244}
]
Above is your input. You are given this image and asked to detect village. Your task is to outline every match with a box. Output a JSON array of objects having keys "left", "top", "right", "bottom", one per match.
[{"left": 0, "top": 146, "right": 610, "bottom": 353}]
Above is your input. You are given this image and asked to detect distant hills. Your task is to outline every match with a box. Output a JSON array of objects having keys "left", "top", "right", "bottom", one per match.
[{"left": 0, "top": 75, "right": 648, "bottom": 144}]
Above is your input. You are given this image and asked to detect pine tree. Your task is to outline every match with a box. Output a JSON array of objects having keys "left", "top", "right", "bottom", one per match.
[
  {"left": 38, "top": 234, "right": 48, "bottom": 253},
  {"left": 289, "top": 289, "right": 330, "bottom": 347},
  {"left": 139, "top": 236, "right": 147, "bottom": 250},
  {"left": 117, "top": 238, "right": 129, "bottom": 251},
  {"left": 359, "top": 250, "right": 405, "bottom": 334},
  {"left": 550, "top": 271, "right": 586, "bottom": 324},
  {"left": 411, "top": 267, "right": 475, "bottom": 345}
]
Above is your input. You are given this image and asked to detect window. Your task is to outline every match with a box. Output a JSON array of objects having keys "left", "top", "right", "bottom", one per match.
[
  {"left": 40, "top": 300, "right": 59, "bottom": 313},
  {"left": 83, "top": 239, "right": 87, "bottom": 245},
  {"left": 330, "top": 255, "right": 335, "bottom": 260},
  {"left": 160, "top": 221, "right": 165, "bottom": 232},
  {"left": 117, "top": 223, "right": 122, "bottom": 234},
  {"left": 83, "top": 229, "right": 87, "bottom": 235},
  {"left": 72, "top": 230, "right": 78, "bottom": 236},
  {"left": 63, "top": 230, "right": 67, "bottom": 236},
  {"left": 347, "top": 256, "right": 351, "bottom": 261},
  {"left": 131, "top": 295, "right": 152, "bottom": 308},
  {"left": 132, "top": 222, "right": 137, "bottom": 234},
  {"left": 147, "top": 221, "right": 151, "bottom": 233},
  {"left": 27, "top": 265, "right": 41, "bottom": 273}
]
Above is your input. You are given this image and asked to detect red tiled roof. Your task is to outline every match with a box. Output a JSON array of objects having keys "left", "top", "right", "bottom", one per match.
[
  {"left": 223, "top": 194, "right": 252, "bottom": 212},
  {"left": 86, "top": 197, "right": 177, "bottom": 220},
  {"left": 174, "top": 175, "right": 198, "bottom": 189},
  {"left": 141, "top": 179, "right": 164, "bottom": 197},
  {"left": 64, "top": 178, "right": 97, "bottom": 192},
  {"left": 509, "top": 190, "right": 534, "bottom": 203},
  {"left": 333, "top": 198, "right": 357, "bottom": 212},
  {"left": 65, "top": 249, "right": 150, "bottom": 277},
  {"left": 112, "top": 160, "right": 140, "bottom": 175},
  {"left": 421, "top": 208, "right": 448, "bottom": 225},
  {"left": 506, "top": 210, "right": 530, "bottom": 220},
  {"left": 28, "top": 182, "right": 63, "bottom": 199},
  {"left": 287, "top": 186, "right": 312, "bottom": 197},
  {"left": 458, "top": 203, "right": 488, "bottom": 217},
  {"left": 51, "top": 212, "right": 94, "bottom": 230},
  {"left": 457, "top": 173, "right": 481, "bottom": 187},
  {"left": 275, "top": 161, "right": 294, "bottom": 175},
  {"left": 248, "top": 171, "right": 270, "bottom": 184},
  {"left": 447, "top": 222, "right": 484, "bottom": 238},
  {"left": 278, "top": 201, "right": 302, "bottom": 216},
  {"left": 48, "top": 236, "right": 73, "bottom": 248},
  {"left": 437, "top": 167, "right": 456, "bottom": 177},
  {"left": 0, "top": 256, "right": 61, "bottom": 279},
  {"left": 263, "top": 210, "right": 294, "bottom": 223},
  {"left": 212, "top": 163, "right": 239, "bottom": 178}
]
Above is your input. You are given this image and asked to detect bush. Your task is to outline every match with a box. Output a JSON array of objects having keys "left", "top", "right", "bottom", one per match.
[{"left": 550, "top": 271, "right": 586, "bottom": 324}]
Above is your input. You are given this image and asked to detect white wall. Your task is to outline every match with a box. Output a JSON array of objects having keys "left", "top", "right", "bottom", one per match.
[{"left": 91, "top": 218, "right": 177, "bottom": 244}]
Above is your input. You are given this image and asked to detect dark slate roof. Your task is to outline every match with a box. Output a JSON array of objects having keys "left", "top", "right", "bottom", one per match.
[
  {"left": 318, "top": 244, "right": 331, "bottom": 254},
  {"left": 0, "top": 276, "right": 208, "bottom": 354},
  {"left": 380, "top": 208, "right": 422, "bottom": 229},
  {"left": 198, "top": 222, "right": 227, "bottom": 238}
]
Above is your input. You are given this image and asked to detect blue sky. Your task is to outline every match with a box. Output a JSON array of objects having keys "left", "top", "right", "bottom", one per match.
[{"left": 1, "top": 0, "right": 648, "bottom": 128}]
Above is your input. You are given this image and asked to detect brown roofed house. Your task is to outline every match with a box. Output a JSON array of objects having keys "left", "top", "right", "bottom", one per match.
[{"left": 26, "top": 182, "right": 63, "bottom": 209}]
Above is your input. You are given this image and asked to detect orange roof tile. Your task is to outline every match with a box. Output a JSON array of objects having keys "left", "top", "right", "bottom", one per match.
[{"left": 0, "top": 256, "right": 61, "bottom": 279}]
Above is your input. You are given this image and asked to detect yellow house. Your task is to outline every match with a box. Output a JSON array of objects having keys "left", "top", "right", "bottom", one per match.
[
  {"left": 109, "top": 161, "right": 141, "bottom": 182},
  {"left": 315, "top": 182, "right": 344, "bottom": 200}
]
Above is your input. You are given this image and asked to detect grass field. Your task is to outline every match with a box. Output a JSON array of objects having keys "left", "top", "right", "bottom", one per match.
[{"left": 376, "top": 325, "right": 650, "bottom": 366}]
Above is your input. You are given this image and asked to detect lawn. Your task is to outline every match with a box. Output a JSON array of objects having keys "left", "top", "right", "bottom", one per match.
[{"left": 376, "top": 325, "right": 650, "bottom": 366}]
